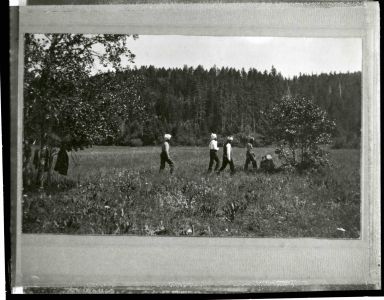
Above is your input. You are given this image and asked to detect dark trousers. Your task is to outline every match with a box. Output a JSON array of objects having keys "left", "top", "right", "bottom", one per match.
[
  {"left": 244, "top": 152, "right": 257, "bottom": 171},
  {"left": 218, "top": 157, "right": 235, "bottom": 174},
  {"left": 208, "top": 150, "right": 220, "bottom": 172},
  {"left": 160, "top": 152, "right": 174, "bottom": 174}
]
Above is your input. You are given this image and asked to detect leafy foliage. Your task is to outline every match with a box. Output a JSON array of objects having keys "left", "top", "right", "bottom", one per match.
[
  {"left": 108, "top": 66, "right": 360, "bottom": 147},
  {"left": 23, "top": 33, "right": 147, "bottom": 186},
  {"left": 267, "top": 95, "right": 336, "bottom": 170},
  {"left": 24, "top": 44, "right": 361, "bottom": 149},
  {"left": 24, "top": 33, "right": 142, "bottom": 149}
]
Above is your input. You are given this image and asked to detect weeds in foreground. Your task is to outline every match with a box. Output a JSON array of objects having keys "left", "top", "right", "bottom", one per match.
[{"left": 22, "top": 147, "right": 360, "bottom": 238}]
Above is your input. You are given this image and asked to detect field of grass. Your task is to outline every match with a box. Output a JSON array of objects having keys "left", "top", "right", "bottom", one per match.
[{"left": 22, "top": 146, "right": 361, "bottom": 238}]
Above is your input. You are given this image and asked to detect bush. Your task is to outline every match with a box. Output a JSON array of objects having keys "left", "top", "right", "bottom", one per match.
[
  {"left": 129, "top": 138, "right": 143, "bottom": 147},
  {"left": 234, "top": 133, "right": 249, "bottom": 147},
  {"left": 332, "top": 136, "right": 347, "bottom": 149},
  {"left": 117, "top": 135, "right": 130, "bottom": 146},
  {"left": 331, "top": 134, "right": 360, "bottom": 149},
  {"left": 296, "top": 147, "right": 330, "bottom": 171},
  {"left": 234, "top": 132, "right": 265, "bottom": 147},
  {"left": 176, "top": 135, "right": 197, "bottom": 146},
  {"left": 195, "top": 138, "right": 206, "bottom": 147},
  {"left": 267, "top": 95, "right": 336, "bottom": 170}
]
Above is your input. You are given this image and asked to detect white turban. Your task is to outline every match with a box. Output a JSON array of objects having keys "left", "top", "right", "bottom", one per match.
[
  {"left": 164, "top": 134, "right": 172, "bottom": 140},
  {"left": 266, "top": 154, "right": 272, "bottom": 160},
  {"left": 211, "top": 133, "right": 217, "bottom": 140},
  {"left": 227, "top": 136, "right": 233, "bottom": 141}
]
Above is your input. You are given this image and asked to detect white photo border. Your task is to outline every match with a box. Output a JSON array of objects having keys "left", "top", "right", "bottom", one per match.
[{"left": 12, "top": 2, "right": 380, "bottom": 291}]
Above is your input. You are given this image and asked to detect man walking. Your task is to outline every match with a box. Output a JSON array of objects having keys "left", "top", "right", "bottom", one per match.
[
  {"left": 244, "top": 137, "right": 257, "bottom": 172},
  {"left": 218, "top": 136, "right": 235, "bottom": 175},
  {"left": 159, "top": 134, "right": 174, "bottom": 174},
  {"left": 207, "top": 133, "right": 220, "bottom": 173}
]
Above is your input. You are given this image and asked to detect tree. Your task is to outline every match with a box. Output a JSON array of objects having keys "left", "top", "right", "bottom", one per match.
[
  {"left": 266, "top": 95, "right": 336, "bottom": 170},
  {"left": 24, "top": 33, "right": 143, "bottom": 187}
]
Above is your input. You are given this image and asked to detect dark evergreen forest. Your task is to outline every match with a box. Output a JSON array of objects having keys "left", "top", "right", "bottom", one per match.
[{"left": 95, "top": 65, "right": 361, "bottom": 148}]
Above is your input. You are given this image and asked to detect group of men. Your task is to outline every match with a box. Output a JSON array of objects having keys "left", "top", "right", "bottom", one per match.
[{"left": 159, "top": 133, "right": 276, "bottom": 175}]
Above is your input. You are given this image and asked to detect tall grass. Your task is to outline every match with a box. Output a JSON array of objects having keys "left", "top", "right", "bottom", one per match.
[{"left": 22, "top": 146, "right": 360, "bottom": 238}]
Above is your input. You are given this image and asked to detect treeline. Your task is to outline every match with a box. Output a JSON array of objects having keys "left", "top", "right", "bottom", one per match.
[{"left": 95, "top": 65, "right": 361, "bottom": 148}]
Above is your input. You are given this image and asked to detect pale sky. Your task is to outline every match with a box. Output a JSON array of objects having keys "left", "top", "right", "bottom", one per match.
[{"left": 93, "top": 35, "right": 362, "bottom": 78}]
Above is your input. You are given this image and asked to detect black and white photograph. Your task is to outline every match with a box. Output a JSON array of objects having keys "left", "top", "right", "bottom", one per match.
[
  {"left": 8, "top": 2, "right": 380, "bottom": 294},
  {"left": 22, "top": 34, "right": 362, "bottom": 238}
]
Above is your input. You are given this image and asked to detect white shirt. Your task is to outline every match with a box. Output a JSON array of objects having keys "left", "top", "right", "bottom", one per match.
[
  {"left": 162, "top": 141, "right": 170, "bottom": 155},
  {"left": 226, "top": 143, "right": 232, "bottom": 160},
  {"left": 209, "top": 140, "right": 219, "bottom": 151}
]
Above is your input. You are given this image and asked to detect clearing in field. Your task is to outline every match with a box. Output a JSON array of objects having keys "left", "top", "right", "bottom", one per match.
[{"left": 22, "top": 146, "right": 361, "bottom": 238}]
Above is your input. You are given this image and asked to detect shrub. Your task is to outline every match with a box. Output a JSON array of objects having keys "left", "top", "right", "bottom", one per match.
[
  {"left": 175, "top": 135, "right": 196, "bottom": 146},
  {"left": 332, "top": 136, "right": 347, "bottom": 149},
  {"left": 267, "top": 95, "right": 336, "bottom": 170},
  {"left": 117, "top": 135, "right": 131, "bottom": 146},
  {"left": 129, "top": 138, "right": 143, "bottom": 147},
  {"left": 331, "top": 133, "right": 360, "bottom": 149},
  {"left": 234, "top": 133, "right": 249, "bottom": 147}
]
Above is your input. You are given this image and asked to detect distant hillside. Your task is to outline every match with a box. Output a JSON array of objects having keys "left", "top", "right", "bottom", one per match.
[{"left": 95, "top": 66, "right": 361, "bottom": 148}]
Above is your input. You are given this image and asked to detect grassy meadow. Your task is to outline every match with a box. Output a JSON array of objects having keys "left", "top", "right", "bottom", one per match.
[{"left": 22, "top": 146, "right": 361, "bottom": 238}]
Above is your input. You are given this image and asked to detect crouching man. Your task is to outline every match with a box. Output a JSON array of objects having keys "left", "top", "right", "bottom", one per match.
[
  {"left": 218, "top": 136, "right": 235, "bottom": 175},
  {"left": 207, "top": 133, "right": 220, "bottom": 173},
  {"left": 159, "top": 134, "right": 174, "bottom": 174},
  {"left": 259, "top": 154, "right": 276, "bottom": 173}
]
